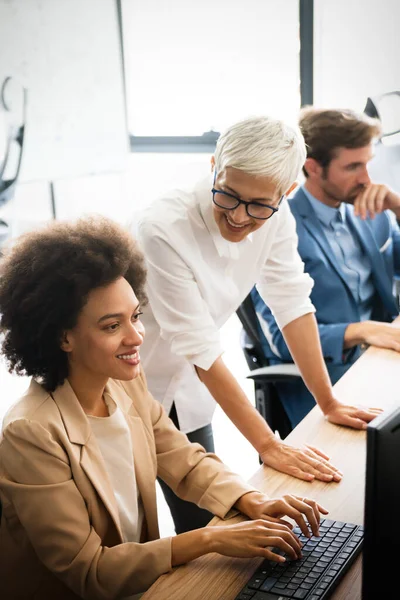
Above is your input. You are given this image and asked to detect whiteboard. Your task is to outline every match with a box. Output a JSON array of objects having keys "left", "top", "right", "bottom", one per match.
[{"left": 0, "top": 0, "right": 128, "bottom": 182}]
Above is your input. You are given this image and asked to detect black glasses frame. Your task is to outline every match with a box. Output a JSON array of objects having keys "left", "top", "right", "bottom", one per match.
[{"left": 211, "top": 186, "right": 283, "bottom": 221}]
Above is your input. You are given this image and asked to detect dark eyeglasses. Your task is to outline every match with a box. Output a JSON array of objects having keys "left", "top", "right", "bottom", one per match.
[{"left": 211, "top": 172, "right": 283, "bottom": 220}]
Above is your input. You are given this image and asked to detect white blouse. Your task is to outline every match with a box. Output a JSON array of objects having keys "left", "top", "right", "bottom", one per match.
[{"left": 133, "top": 174, "right": 314, "bottom": 433}]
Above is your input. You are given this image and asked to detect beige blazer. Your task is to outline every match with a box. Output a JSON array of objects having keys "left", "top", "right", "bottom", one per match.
[{"left": 0, "top": 372, "right": 255, "bottom": 599}]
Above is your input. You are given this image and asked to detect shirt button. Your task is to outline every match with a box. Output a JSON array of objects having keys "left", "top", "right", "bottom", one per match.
[{"left": 335, "top": 231, "right": 341, "bottom": 237}]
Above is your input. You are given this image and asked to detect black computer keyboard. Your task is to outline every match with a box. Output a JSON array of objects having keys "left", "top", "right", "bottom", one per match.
[{"left": 234, "top": 519, "right": 363, "bottom": 600}]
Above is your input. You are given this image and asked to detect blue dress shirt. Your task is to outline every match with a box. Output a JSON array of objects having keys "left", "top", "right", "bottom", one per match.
[
  {"left": 302, "top": 186, "right": 375, "bottom": 320},
  {"left": 251, "top": 185, "right": 400, "bottom": 428}
]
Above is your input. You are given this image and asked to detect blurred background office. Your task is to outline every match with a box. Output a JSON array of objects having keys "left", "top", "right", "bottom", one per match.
[
  {"left": 1, "top": 0, "right": 399, "bottom": 234},
  {"left": 0, "top": 0, "right": 399, "bottom": 533}
]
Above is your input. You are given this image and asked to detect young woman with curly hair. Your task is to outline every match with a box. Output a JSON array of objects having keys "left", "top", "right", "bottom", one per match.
[{"left": 0, "top": 216, "right": 327, "bottom": 600}]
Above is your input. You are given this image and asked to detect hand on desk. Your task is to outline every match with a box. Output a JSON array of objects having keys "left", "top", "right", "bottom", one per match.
[
  {"left": 260, "top": 438, "right": 343, "bottom": 483},
  {"left": 323, "top": 400, "right": 383, "bottom": 430},
  {"left": 344, "top": 320, "right": 400, "bottom": 352}
]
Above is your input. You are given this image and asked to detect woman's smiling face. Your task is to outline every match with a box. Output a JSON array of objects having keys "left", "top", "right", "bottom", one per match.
[
  {"left": 212, "top": 167, "right": 283, "bottom": 242},
  {"left": 62, "top": 277, "right": 145, "bottom": 384}
]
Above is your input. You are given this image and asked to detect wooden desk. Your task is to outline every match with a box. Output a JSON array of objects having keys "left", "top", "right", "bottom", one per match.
[{"left": 142, "top": 344, "right": 400, "bottom": 600}]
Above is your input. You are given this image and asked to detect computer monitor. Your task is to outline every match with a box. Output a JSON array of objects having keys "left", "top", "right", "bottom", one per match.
[{"left": 362, "top": 405, "right": 400, "bottom": 599}]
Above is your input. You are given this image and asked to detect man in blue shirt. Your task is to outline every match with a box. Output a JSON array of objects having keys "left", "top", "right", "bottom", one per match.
[{"left": 252, "top": 107, "right": 400, "bottom": 428}]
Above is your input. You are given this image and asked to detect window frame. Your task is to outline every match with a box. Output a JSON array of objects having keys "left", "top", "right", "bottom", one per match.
[{"left": 117, "top": 0, "right": 314, "bottom": 153}]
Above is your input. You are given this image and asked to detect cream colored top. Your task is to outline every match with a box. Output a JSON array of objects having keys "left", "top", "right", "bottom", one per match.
[
  {"left": 88, "top": 394, "right": 144, "bottom": 544},
  {"left": 89, "top": 394, "right": 144, "bottom": 599}
]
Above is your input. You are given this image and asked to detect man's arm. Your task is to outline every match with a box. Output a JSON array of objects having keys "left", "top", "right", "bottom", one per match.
[
  {"left": 346, "top": 183, "right": 400, "bottom": 348},
  {"left": 281, "top": 313, "right": 382, "bottom": 429},
  {"left": 353, "top": 182, "right": 400, "bottom": 275},
  {"left": 344, "top": 320, "right": 400, "bottom": 351},
  {"left": 255, "top": 281, "right": 400, "bottom": 365},
  {"left": 196, "top": 356, "right": 341, "bottom": 482},
  {"left": 353, "top": 183, "right": 400, "bottom": 221},
  {"left": 252, "top": 286, "right": 353, "bottom": 366}
]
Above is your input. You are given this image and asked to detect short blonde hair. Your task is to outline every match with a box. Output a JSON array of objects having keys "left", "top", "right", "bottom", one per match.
[{"left": 214, "top": 116, "right": 306, "bottom": 193}]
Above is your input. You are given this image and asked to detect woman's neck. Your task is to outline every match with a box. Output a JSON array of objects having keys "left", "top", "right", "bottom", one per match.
[{"left": 67, "top": 369, "right": 109, "bottom": 417}]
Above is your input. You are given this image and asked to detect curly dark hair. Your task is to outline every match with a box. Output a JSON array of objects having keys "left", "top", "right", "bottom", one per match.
[{"left": 0, "top": 216, "right": 147, "bottom": 391}]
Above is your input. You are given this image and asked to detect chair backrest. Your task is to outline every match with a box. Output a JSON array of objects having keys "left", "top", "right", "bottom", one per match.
[
  {"left": 0, "top": 77, "right": 27, "bottom": 250},
  {"left": 364, "top": 91, "right": 400, "bottom": 138},
  {"left": 236, "top": 293, "right": 269, "bottom": 370},
  {"left": 364, "top": 91, "right": 400, "bottom": 194},
  {"left": 0, "top": 77, "right": 27, "bottom": 210},
  {"left": 237, "top": 293, "right": 293, "bottom": 438}
]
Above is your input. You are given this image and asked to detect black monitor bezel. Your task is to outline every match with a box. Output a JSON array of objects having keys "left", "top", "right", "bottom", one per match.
[{"left": 362, "top": 405, "right": 400, "bottom": 599}]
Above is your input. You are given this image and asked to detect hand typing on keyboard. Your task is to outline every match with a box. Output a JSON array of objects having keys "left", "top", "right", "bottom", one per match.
[
  {"left": 234, "top": 519, "right": 364, "bottom": 600},
  {"left": 208, "top": 492, "right": 327, "bottom": 564},
  {"left": 171, "top": 492, "right": 328, "bottom": 573},
  {"left": 209, "top": 519, "right": 303, "bottom": 562},
  {"left": 235, "top": 492, "right": 329, "bottom": 538}
]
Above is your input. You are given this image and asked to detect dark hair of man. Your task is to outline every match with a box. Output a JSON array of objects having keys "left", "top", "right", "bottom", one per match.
[
  {"left": 0, "top": 216, "right": 147, "bottom": 392},
  {"left": 299, "top": 107, "right": 382, "bottom": 177}
]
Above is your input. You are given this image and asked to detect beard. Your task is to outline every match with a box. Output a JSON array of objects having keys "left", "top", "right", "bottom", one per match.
[
  {"left": 343, "top": 184, "right": 366, "bottom": 204},
  {"left": 321, "top": 178, "right": 365, "bottom": 206}
]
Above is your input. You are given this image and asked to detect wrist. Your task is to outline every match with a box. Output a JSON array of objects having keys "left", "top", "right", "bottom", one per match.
[
  {"left": 344, "top": 322, "right": 369, "bottom": 348},
  {"left": 387, "top": 191, "right": 400, "bottom": 218},
  {"left": 206, "top": 526, "right": 224, "bottom": 554},
  {"left": 235, "top": 491, "right": 265, "bottom": 518},
  {"left": 200, "top": 526, "right": 216, "bottom": 553},
  {"left": 171, "top": 527, "right": 214, "bottom": 565},
  {"left": 391, "top": 206, "right": 400, "bottom": 220},
  {"left": 257, "top": 433, "right": 280, "bottom": 457},
  {"left": 314, "top": 394, "right": 340, "bottom": 415}
]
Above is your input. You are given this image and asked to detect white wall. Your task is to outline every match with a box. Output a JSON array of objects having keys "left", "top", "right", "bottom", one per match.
[
  {"left": 3, "top": 0, "right": 400, "bottom": 236},
  {"left": 122, "top": 0, "right": 301, "bottom": 135},
  {"left": 314, "top": 0, "right": 400, "bottom": 111},
  {"left": 0, "top": 0, "right": 131, "bottom": 235},
  {"left": 0, "top": 0, "right": 128, "bottom": 182}
]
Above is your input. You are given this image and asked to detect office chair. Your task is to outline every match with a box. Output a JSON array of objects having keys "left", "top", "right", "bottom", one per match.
[
  {"left": 364, "top": 91, "right": 400, "bottom": 302},
  {"left": 0, "top": 76, "right": 27, "bottom": 249},
  {"left": 236, "top": 293, "right": 301, "bottom": 439},
  {"left": 364, "top": 91, "right": 400, "bottom": 195}
]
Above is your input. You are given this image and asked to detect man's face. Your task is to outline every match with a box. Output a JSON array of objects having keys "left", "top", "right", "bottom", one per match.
[
  {"left": 317, "top": 145, "right": 374, "bottom": 206},
  {"left": 212, "top": 167, "right": 282, "bottom": 242}
]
